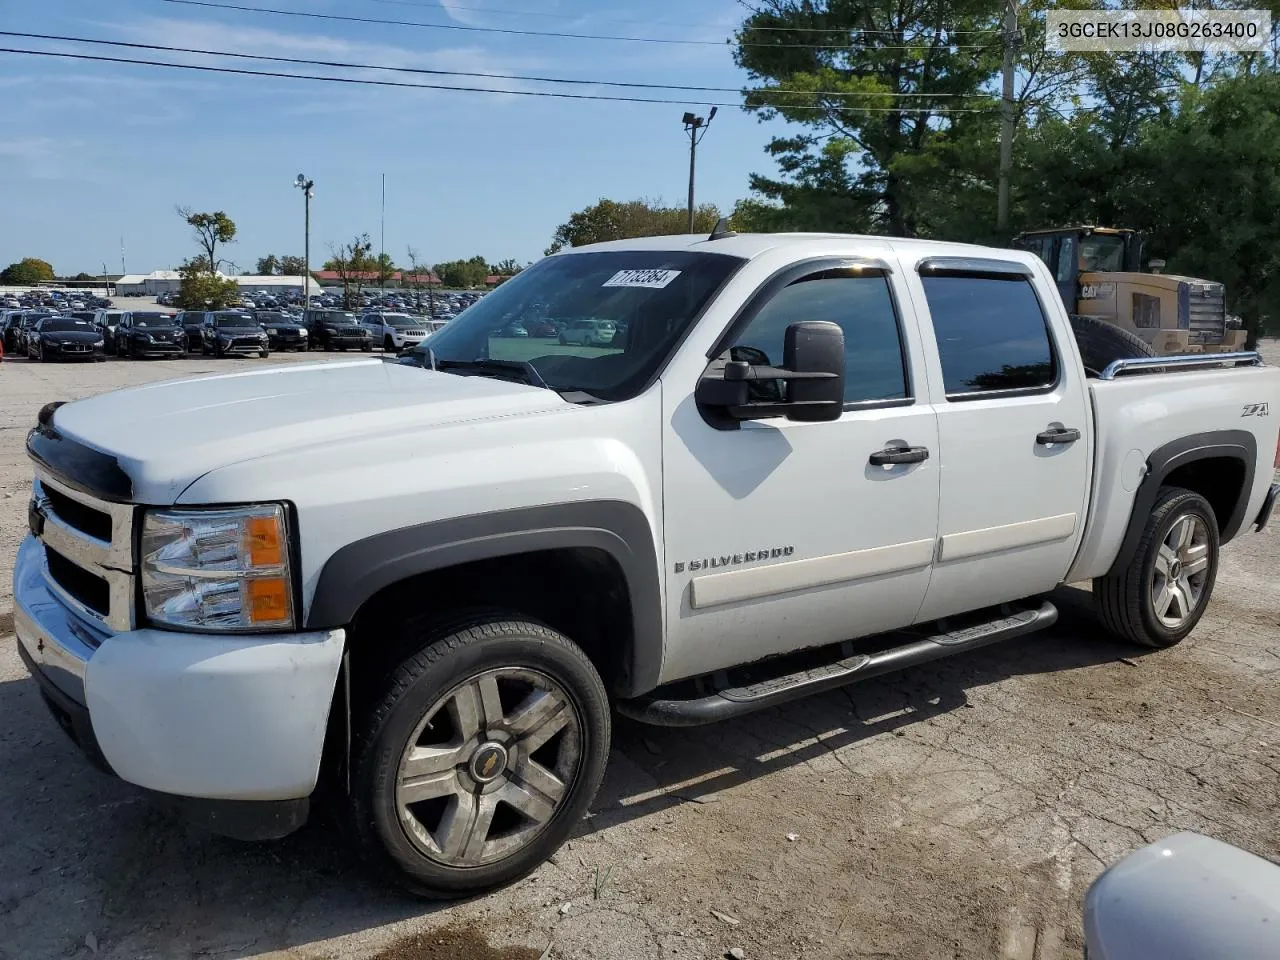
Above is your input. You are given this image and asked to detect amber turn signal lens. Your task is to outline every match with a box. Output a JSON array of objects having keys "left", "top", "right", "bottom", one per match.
[
  {"left": 246, "top": 515, "right": 284, "bottom": 567},
  {"left": 247, "top": 577, "right": 291, "bottom": 624}
]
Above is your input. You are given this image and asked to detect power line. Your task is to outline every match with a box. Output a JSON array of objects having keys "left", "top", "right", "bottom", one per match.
[
  {"left": 157, "top": 0, "right": 995, "bottom": 49},
  {"left": 360, "top": 0, "right": 1001, "bottom": 35},
  {"left": 0, "top": 46, "right": 1001, "bottom": 112},
  {"left": 0, "top": 31, "right": 994, "bottom": 98}
]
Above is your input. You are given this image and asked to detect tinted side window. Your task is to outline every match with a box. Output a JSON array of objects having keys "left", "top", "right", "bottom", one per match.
[
  {"left": 920, "top": 274, "right": 1056, "bottom": 396},
  {"left": 729, "top": 272, "right": 908, "bottom": 405}
]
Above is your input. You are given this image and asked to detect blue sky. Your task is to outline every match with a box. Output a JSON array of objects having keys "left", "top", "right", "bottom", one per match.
[{"left": 0, "top": 0, "right": 786, "bottom": 275}]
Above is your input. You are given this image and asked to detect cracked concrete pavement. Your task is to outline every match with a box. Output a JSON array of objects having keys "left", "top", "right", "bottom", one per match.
[{"left": 1, "top": 343, "right": 1277, "bottom": 960}]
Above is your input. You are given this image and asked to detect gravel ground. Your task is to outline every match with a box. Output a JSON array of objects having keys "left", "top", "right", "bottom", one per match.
[{"left": 0, "top": 344, "right": 1277, "bottom": 960}]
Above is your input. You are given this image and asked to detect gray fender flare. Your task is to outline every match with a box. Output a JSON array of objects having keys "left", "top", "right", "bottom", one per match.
[{"left": 305, "top": 500, "right": 664, "bottom": 696}]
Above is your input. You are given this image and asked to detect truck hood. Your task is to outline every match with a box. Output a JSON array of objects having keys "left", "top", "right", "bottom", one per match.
[{"left": 49, "top": 359, "right": 569, "bottom": 502}]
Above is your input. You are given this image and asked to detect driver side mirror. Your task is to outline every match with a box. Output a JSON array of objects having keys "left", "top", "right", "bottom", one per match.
[{"left": 695, "top": 321, "right": 845, "bottom": 423}]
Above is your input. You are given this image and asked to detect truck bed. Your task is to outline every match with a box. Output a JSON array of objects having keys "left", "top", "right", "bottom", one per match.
[{"left": 1068, "top": 361, "right": 1280, "bottom": 582}]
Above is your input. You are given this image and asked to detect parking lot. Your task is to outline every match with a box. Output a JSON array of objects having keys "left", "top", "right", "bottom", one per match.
[{"left": 1, "top": 345, "right": 1278, "bottom": 960}]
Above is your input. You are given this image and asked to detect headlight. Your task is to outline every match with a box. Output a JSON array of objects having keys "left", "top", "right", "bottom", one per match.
[
  {"left": 297, "top": 328, "right": 307, "bottom": 335},
  {"left": 267, "top": 328, "right": 279, "bottom": 334},
  {"left": 141, "top": 504, "right": 295, "bottom": 631},
  {"left": 139, "top": 333, "right": 153, "bottom": 342},
  {"left": 220, "top": 336, "right": 232, "bottom": 345},
  {"left": 93, "top": 339, "right": 105, "bottom": 347}
]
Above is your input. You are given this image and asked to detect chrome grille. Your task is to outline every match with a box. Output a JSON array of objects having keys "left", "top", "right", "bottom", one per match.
[
  {"left": 1188, "top": 285, "right": 1226, "bottom": 344},
  {"left": 31, "top": 469, "right": 135, "bottom": 633}
]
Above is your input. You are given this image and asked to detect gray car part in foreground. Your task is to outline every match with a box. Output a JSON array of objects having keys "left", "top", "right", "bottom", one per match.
[{"left": 1085, "top": 831, "right": 1280, "bottom": 959}]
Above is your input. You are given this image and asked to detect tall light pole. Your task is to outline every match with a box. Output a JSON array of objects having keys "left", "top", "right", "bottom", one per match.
[
  {"left": 683, "top": 106, "right": 717, "bottom": 233},
  {"left": 294, "top": 173, "right": 315, "bottom": 309}
]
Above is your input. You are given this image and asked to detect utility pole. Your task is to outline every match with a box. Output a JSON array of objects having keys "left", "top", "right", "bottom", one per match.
[
  {"left": 295, "top": 174, "right": 315, "bottom": 310},
  {"left": 119, "top": 236, "right": 126, "bottom": 275},
  {"left": 683, "top": 106, "right": 717, "bottom": 233},
  {"left": 997, "top": 0, "right": 1019, "bottom": 231},
  {"left": 380, "top": 172, "right": 387, "bottom": 294}
]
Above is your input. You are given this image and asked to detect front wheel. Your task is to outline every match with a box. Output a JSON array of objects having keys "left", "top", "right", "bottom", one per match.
[
  {"left": 259, "top": 349, "right": 269, "bottom": 359},
  {"left": 352, "top": 616, "right": 610, "bottom": 898},
  {"left": 1094, "top": 486, "right": 1219, "bottom": 648}
]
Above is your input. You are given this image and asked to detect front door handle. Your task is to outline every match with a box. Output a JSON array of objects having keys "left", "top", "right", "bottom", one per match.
[
  {"left": 869, "top": 445, "right": 930, "bottom": 466},
  {"left": 1036, "top": 426, "right": 1081, "bottom": 445}
]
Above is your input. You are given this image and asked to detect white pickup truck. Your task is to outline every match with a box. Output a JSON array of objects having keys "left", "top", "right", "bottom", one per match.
[{"left": 14, "top": 231, "right": 1279, "bottom": 898}]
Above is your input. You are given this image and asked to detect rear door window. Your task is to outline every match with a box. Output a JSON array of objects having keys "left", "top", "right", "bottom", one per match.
[{"left": 919, "top": 273, "right": 1056, "bottom": 397}]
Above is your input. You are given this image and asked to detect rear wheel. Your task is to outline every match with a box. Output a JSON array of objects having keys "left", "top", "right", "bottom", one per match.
[
  {"left": 384, "top": 335, "right": 395, "bottom": 351},
  {"left": 1094, "top": 486, "right": 1219, "bottom": 648},
  {"left": 1069, "top": 314, "right": 1157, "bottom": 376},
  {"left": 351, "top": 616, "right": 610, "bottom": 898}
]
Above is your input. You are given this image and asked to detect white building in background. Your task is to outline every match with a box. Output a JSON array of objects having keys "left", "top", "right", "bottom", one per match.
[
  {"left": 114, "top": 270, "right": 182, "bottom": 296},
  {"left": 113, "top": 271, "right": 322, "bottom": 297}
]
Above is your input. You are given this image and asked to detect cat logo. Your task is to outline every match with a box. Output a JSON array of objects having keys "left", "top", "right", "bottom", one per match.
[{"left": 1241, "top": 403, "right": 1270, "bottom": 417}]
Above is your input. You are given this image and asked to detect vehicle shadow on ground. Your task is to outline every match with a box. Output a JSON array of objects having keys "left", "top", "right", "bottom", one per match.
[
  {"left": 587, "top": 585, "right": 1133, "bottom": 828},
  {"left": 0, "top": 587, "right": 1132, "bottom": 958}
]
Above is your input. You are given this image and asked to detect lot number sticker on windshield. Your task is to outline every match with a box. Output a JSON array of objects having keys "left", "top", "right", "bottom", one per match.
[{"left": 602, "top": 269, "right": 682, "bottom": 289}]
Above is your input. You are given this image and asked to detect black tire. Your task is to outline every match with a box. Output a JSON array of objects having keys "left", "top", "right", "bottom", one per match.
[
  {"left": 558, "top": 333, "right": 567, "bottom": 345},
  {"left": 1069, "top": 314, "right": 1156, "bottom": 377},
  {"left": 361, "top": 343, "right": 372, "bottom": 352},
  {"left": 129, "top": 343, "right": 141, "bottom": 360},
  {"left": 384, "top": 335, "right": 395, "bottom": 352},
  {"left": 214, "top": 341, "right": 224, "bottom": 358},
  {"left": 259, "top": 349, "right": 269, "bottom": 359},
  {"left": 1094, "top": 486, "right": 1219, "bottom": 648},
  {"left": 351, "top": 615, "right": 611, "bottom": 898}
]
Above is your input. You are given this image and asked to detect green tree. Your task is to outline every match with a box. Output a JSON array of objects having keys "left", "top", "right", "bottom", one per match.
[
  {"left": 279, "top": 255, "right": 307, "bottom": 276},
  {"left": 72, "top": 272, "right": 96, "bottom": 281},
  {"left": 176, "top": 257, "right": 239, "bottom": 310},
  {"left": 545, "top": 199, "right": 720, "bottom": 254},
  {"left": 177, "top": 207, "right": 237, "bottom": 273},
  {"left": 324, "top": 234, "right": 375, "bottom": 308},
  {"left": 488, "top": 258, "right": 524, "bottom": 276},
  {"left": 0, "top": 257, "right": 55, "bottom": 285},
  {"left": 255, "top": 254, "right": 281, "bottom": 275},
  {"left": 731, "top": 0, "right": 1006, "bottom": 238},
  {"left": 1124, "top": 72, "right": 1280, "bottom": 346},
  {"left": 433, "top": 255, "right": 490, "bottom": 289},
  {"left": 372, "top": 252, "right": 397, "bottom": 290}
]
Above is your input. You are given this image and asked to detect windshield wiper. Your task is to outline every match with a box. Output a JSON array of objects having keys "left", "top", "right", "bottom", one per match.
[{"left": 435, "top": 358, "right": 549, "bottom": 390}]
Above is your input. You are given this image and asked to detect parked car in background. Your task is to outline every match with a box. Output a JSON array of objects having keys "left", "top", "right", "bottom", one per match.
[
  {"left": 200, "top": 311, "right": 270, "bottom": 358},
  {"left": 558, "top": 317, "right": 616, "bottom": 346},
  {"left": 362, "top": 312, "right": 428, "bottom": 352},
  {"left": 25, "top": 316, "right": 106, "bottom": 362},
  {"left": 303, "top": 309, "right": 373, "bottom": 351},
  {"left": 93, "top": 309, "right": 127, "bottom": 352},
  {"left": 116, "top": 312, "right": 186, "bottom": 359},
  {"left": 13, "top": 313, "right": 53, "bottom": 354},
  {"left": 174, "top": 311, "right": 206, "bottom": 351},
  {"left": 254, "top": 311, "right": 309, "bottom": 351}
]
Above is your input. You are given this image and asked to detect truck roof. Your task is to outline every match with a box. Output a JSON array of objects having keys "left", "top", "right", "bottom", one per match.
[{"left": 565, "top": 231, "right": 1035, "bottom": 265}]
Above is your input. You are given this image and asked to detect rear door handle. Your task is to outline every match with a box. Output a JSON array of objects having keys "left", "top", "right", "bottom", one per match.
[
  {"left": 1036, "top": 426, "right": 1081, "bottom": 445},
  {"left": 869, "top": 445, "right": 930, "bottom": 466}
]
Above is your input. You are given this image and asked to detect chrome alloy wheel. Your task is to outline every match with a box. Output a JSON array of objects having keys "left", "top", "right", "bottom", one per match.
[
  {"left": 394, "top": 667, "right": 582, "bottom": 867},
  {"left": 1150, "top": 513, "right": 1211, "bottom": 629}
]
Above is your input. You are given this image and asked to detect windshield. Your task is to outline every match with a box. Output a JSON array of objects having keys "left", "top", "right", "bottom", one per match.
[
  {"left": 42, "top": 318, "right": 95, "bottom": 332},
  {"left": 408, "top": 251, "right": 742, "bottom": 401},
  {"left": 1080, "top": 235, "right": 1127, "bottom": 272},
  {"left": 383, "top": 317, "right": 420, "bottom": 329},
  {"left": 257, "top": 312, "right": 287, "bottom": 322},
  {"left": 319, "top": 312, "right": 357, "bottom": 324},
  {"left": 131, "top": 313, "right": 173, "bottom": 327},
  {"left": 214, "top": 314, "right": 256, "bottom": 328}
]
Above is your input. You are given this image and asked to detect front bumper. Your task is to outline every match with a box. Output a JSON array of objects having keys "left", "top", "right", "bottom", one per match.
[
  {"left": 14, "top": 535, "right": 345, "bottom": 810},
  {"left": 217, "top": 339, "right": 269, "bottom": 355},
  {"left": 129, "top": 339, "right": 185, "bottom": 356},
  {"left": 323, "top": 334, "right": 371, "bottom": 347}
]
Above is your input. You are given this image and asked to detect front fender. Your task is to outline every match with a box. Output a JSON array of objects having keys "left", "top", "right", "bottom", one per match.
[{"left": 305, "top": 500, "right": 664, "bottom": 695}]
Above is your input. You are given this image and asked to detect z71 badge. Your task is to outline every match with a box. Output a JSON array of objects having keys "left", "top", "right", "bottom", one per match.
[{"left": 1241, "top": 402, "right": 1270, "bottom": 417}]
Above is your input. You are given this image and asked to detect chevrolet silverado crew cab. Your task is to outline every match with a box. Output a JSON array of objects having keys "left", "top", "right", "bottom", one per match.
[{"left": 14, "top": 232, "right": 1279, "bottom": 898}]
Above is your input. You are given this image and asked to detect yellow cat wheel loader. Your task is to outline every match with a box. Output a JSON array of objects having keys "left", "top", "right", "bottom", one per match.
[{"left": 1014, "top": 226, "right": 1245, "bottom": 367}]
